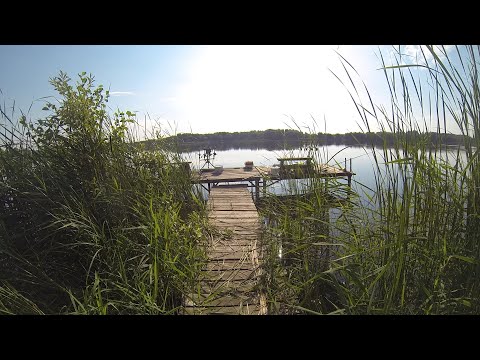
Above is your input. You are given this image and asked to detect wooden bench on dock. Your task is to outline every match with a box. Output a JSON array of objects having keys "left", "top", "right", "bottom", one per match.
[{"left": 277, "top": 157, "right": 314, "bottom": 178}]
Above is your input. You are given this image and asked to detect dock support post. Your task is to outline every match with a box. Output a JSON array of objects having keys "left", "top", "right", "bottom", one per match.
[
  {"left": 255, "top": 178, "right": 260, "bottom": 203},
  {"left": 208, "top": 182, "right": 211, "bottom": 192},
  {"left": 348, "top": 175, "right": 352, "bottom": 187},
  {"left": 262, "top": 178, "right": 267, "bottom": 197},
  {"left": 322, "top": 206, "right": 331, "bottom": 271}
]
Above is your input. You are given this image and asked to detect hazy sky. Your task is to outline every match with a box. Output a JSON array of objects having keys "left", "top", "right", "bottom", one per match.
[{"left": 0, "top": 45, "right": 461, "bottom": 137}]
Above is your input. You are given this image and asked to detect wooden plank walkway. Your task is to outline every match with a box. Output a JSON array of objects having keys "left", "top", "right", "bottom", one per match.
[{"left": 184, "top": 185, "right": 267, "bottom": 315}]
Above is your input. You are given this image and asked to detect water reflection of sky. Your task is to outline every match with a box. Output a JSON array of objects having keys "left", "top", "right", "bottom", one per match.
[{"left": 186, "top": 145, "right": 469, "bottom": 251}]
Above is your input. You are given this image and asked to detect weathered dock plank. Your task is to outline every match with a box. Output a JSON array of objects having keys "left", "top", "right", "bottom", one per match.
[
  {"left": 184, "top": 304, "right": 265, "bottom": 315},
  {"left": 184, "top": 185, "right": 267, "bottom": 315}
]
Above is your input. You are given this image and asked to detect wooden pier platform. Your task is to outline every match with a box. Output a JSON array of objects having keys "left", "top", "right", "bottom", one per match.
[
  {"left": 184, "top": 185, "right": 267, "bottom": 315},
  {"left": 192, "top": 161, "right": 355, "bottom": 201},
  {"left": 193, "top": 165, "right": 354, "bottom": 184}
]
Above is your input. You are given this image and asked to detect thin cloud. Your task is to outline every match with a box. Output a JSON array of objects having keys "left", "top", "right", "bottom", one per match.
[
  {"left": 110, "top": 91, "right": 135, "bottom": 96},
  {"left": 404, "top": 45, "right": 455, "bottom": 65},
  {"left": 381, "top": 46, "right": 456, "bottom": 71},
  {"left": 158, "top": 96, "right": 176, "bottom": 103}
]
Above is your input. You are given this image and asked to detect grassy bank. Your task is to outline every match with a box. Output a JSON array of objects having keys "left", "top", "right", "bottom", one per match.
[
  {"left": 0, "top": 72, "right": 209, "bottom": 314},
  {"left": 260, "top": 45, "right": 480, "bottom": 314}
]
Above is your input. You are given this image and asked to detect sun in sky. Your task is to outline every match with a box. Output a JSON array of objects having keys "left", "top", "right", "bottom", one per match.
[{"left": 174, "top": 45, "right": 377, "bottom": 134}]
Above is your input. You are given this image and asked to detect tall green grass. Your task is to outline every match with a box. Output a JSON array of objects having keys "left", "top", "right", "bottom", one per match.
[
  {"left": 0, "top": 71, "right": 208, "bottom": 314},
  {"left": 259, "top": 146, "right": 350, "bottom": 314},
  {"left": 261, "top": 45, "right": 480, "bottom": 314}
]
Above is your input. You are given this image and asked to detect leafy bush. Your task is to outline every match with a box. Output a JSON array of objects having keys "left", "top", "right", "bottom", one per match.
[{"left": 0, "top": 72, "right": 208, "bottom": 314}]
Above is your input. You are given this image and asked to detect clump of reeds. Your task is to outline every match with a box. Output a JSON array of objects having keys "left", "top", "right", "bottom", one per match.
[
  {"left": 0, "top": 71, "right": 208, "bottom": 314},
  {"left": 261, "top": 45, "right": 480, "bottom": 314},
  {"left": 259, "top": 146, "right": 350, "bottom": 315}
]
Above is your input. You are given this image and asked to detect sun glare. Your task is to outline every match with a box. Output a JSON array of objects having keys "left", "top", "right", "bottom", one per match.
[{"left": 174, "top": 45, "right": 361, "bottom": 134}]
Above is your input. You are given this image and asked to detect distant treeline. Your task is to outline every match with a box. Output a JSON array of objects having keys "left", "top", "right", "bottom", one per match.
[{"left": 138, "top": 129, "right": 468, "bottom": 152}]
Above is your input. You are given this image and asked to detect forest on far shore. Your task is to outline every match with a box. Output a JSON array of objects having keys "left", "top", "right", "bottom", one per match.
[{"left": 138, "top": 129, "right": 469, "bottom": 152}]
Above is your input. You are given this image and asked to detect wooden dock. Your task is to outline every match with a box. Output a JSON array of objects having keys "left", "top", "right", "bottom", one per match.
[
  {"left": 194, "top": 165, "right": 355, "bottom": 184},
  {"left": 192, "top": 161, "right": 355, "bottom": 202},
  {"left": 184, "top": 185, "right": 267, "bottom": 315},
  {"left": 182, "top": 158, "right": 356, "bottom": 314}
]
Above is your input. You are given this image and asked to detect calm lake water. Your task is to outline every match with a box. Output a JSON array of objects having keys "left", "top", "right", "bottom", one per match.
[
  {"left": 182, "top": 145, "right": 469, "bottom": 246},
  {"left": 182, "top": 145, "right": 468, "bottom": 203}
]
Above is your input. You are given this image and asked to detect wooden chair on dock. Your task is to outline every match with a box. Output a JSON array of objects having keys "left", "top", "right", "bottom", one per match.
[{"left": 277, "top": 157, "right": 313, "bottom": 178}]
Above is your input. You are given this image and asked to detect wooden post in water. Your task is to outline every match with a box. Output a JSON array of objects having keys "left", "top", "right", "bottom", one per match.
[
  {"left": 255, "top": 178, "right": 260, "bottom": 203},
  {"left": 323, "top": 206, "right": 331, "bottom": 271},
  {"left": 348, "top": 158, "right": 352, "bottom": 187},
  {"left": 262, "top": 178, "right": 267, "bottom": 197}
]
